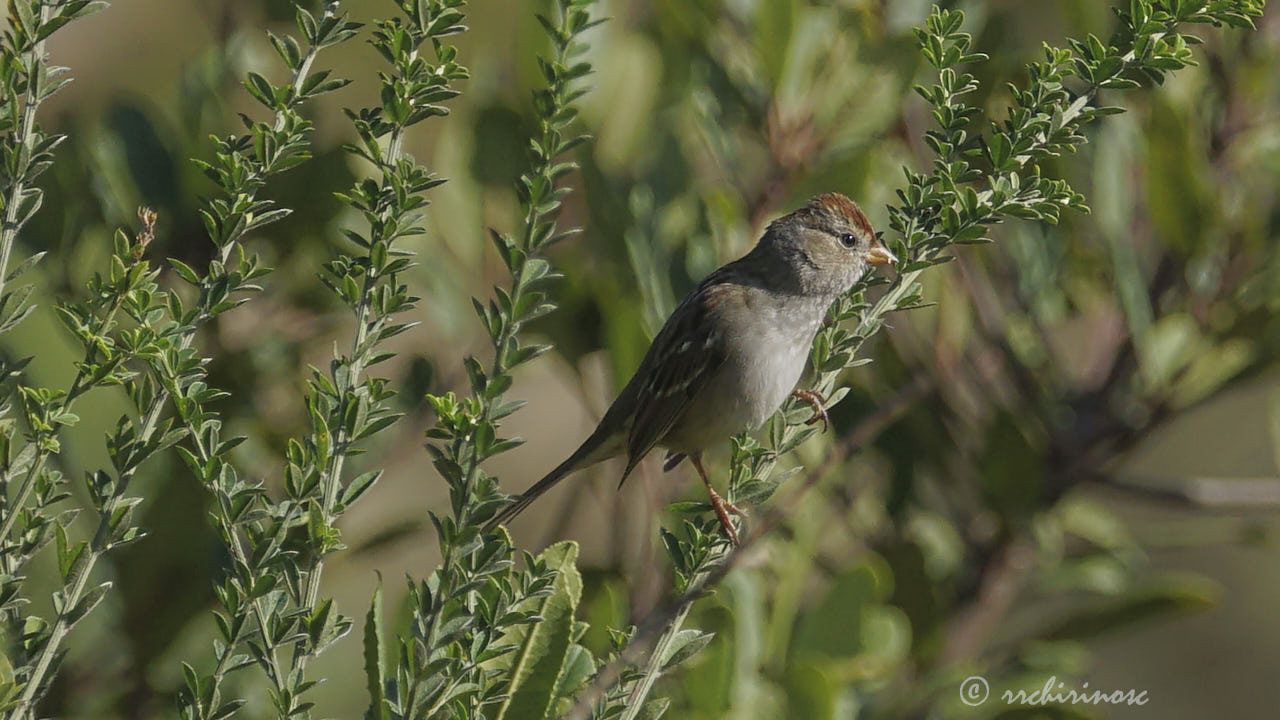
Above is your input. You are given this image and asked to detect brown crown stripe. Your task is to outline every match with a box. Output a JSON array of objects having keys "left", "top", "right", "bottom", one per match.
[{"left": 789, "top": 192, "right": 875, "bottom": 239}]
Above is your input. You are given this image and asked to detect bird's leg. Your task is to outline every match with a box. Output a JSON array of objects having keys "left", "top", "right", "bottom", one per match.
[
  {"left": 691, "top": 453, "right": 744, "bottom": 546},
  {"left": 791, "top": 388, "right": 829, "bottom": 432}
]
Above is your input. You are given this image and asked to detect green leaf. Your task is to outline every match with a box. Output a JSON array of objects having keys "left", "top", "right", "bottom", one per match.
[
  {"left": 550, "top": 644, "right": 595, "bottom": 708},
  {"left": 5, "top": 251, "right": 46, "bottom": 283},
  {"left": 341, "top": 470, "right": 383, "bottom": 509},
  {"left": 1137, "top": 313, "right": 1203, "bottom": 391},
  {"left": 1043, "top": 573, "right": 1219, "bottom": 640},
  {"left": 634, "top": 698, "right": 670, "bottom": 720},
  {"left": 268, "top": 30, "right": 302, "bottom": 70},
  {"left": 243, "top": 72, "right": 279, "bottom": 109},
  {"left": 55, "top": 524, "right": 86, "bottom": 584},
  {"left": 494, "top": 541, "right": 583, "bottom": 720},
  {"left": 66, "top": 581, "right": 111, "bottom": 626},
  {"left": 783, "top": 660, "right": 838, "bottom": 720},
  {"left": 792, "top": 561, "right": 886, "bottom": 659},
  {"left": 659, "top": 629, "right": 714, "bottom": 669},
  {"left": 1057, "top": 497, "right": 1133, "bottom": 552},
  {"left": 363, "top": 579, "right": 389, "bottom": 720},
  {"left": 168, "top": 258, "right": 201, "bottom": 285},
  {"left": 1043, "top": 555, "right": 1130, "bottom": 595},
  {"left": 753, "top": 0, "right": 795, "bottom": 89},
  {"left": 1169, "top": 338, "right": 1254, "bottom": 408}
]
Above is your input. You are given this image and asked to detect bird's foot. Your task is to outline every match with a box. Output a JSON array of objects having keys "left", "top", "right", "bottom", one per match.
[
  {"left": 704, "top": 484, "right": 745, "bottom": 546},
  {"left": 691, "top": 453, "right": 747, "bottom": 546},
  {"left": 791, "top": 389, "right": 829, "bottom": 432}
]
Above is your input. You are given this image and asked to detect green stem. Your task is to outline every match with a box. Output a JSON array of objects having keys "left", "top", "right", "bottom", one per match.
[
  {"left": 0, "top": 2, "right": 62, "bottom": 572},
  {"left": 10, "top": 4, "right": 347, "bottom": 714},
  {"left": 12, "top": 383, "right": 168, "bottom": 718},
  {"left": 618, "top": 603, "right": 692, "bottom": 720},
  {"left": 0, "top": 2, "right": 54, "bottom": 303},
  {"left": 289, "top": 120, "right": 401, "bottom": 682},
  {"left": 170, "top": 14, "right": 342, "bottom": 707},
  {"left": 289, "top": 294, "right": 368, "bottom": 659},
  {"left": 0, "top": 454, "right": 45, "bottom": 575},
  {"left": 15, "top": 100, "right": 309, "bottom": 706},
  {"left": 643, "top": 20, "right": 1176, "bottom": 720},
  {"left": 188, "top": 421, "right": 290, "bottom": 713},
  {"left": 0, "top": 296, "right": 129, "bottom": 564}
]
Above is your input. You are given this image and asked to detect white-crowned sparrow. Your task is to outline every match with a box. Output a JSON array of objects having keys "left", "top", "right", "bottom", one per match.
[{"left": 487, "top": 193, "right": 895, "bottom": 543}]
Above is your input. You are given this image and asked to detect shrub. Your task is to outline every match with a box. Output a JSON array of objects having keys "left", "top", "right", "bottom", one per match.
[{"left": 0, "top": 1, "right": 1269, "bottom": 718}]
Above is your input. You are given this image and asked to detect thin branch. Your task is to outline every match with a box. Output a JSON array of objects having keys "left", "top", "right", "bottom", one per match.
[{"left": 562, "top": 377, "right": 930, "bottom": 719}]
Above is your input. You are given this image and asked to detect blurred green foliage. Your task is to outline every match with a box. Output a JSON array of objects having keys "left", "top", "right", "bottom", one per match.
[{"left": 0, "top": 0, "right": 1275, "bottom": 718}]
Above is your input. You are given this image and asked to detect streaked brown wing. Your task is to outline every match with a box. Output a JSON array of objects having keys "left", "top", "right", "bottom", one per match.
[{"left": 619, "top": 277, "right": 731, "bottom": 481}]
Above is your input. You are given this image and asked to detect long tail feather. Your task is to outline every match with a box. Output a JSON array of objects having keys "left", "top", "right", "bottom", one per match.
[
  {"left": 483, "top": 458, "right": 575, "bottom": 531},
  {"left": 483, "top": 433, "right": 614, "bottom": 533}
]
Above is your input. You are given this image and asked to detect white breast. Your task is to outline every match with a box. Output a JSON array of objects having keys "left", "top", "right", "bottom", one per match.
[
  {"left": 664, "top": 294, "right": 824, "bottom": 453},
  {"left": 734, "top": 313, "right": 813, "bottom": 424}
]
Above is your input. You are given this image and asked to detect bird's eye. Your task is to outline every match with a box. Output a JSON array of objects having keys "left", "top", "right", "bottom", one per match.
[{"left": 839, "top": 232, "right": 858, "bottom": 248}]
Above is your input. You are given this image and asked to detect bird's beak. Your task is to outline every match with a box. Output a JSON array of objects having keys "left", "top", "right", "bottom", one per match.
[{"left": 866, "top": 244, "right": 897, "bottom": 266}]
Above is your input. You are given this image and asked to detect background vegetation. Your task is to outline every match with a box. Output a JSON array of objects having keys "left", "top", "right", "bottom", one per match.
[{"left": 0, "top": 0, "right": 1276, "bottom": 718}]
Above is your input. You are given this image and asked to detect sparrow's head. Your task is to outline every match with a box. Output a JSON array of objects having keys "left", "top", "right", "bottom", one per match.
[{"left": 755, "top": 193, "right": 895, "bottom": 297}]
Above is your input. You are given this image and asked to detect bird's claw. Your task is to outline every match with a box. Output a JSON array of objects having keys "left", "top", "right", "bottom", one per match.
[
  {"left": 791, "top": 389, "right": 829, "bottom": 432},
  {"left": 692, "top": 454, "right": 747, "bottom": 546},
  {"left": 707, "top": 490, "right": 744, "bottom": 546}
]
